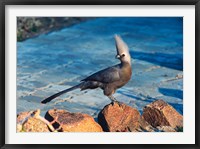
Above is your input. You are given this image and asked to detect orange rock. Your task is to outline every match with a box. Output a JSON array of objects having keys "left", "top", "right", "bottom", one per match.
[
  {"left": 45, "top": 109, "right": 103, "bottom": 132},
  {"left": 142, "top": 99, "right": 183, "bottom": 129},
  {"left": 98, "top": 101, "right": 140, "bottom": 132},
  {"left": 17, "top": 111, "right": 31, "bottom": 124},
  {"left": 157, "top": 126, "right": 176, "bottom": 132},
  {"left": 23, "top": 117, "right": 50, "bottom": 132},
  {"left": 17, "top": 111, "right": 50, "bottom": 132},
  {"left": 17, "top": 111, "right": 31, "bottom": 132},
  {"left": 138, "top": 116, "right": 155, "bottom": 132}
]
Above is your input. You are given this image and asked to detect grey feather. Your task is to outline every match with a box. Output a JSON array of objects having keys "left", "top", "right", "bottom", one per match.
[{"left": 82, "top": 65, "right": 120, "bottom": 83}]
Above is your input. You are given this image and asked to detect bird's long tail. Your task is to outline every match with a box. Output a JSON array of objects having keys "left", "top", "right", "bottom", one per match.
[{"left": 41, "top": 83, "right": 83, "bottom": 104}]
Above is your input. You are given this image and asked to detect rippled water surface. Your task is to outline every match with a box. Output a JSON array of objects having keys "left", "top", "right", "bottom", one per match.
[{"left": 17, "top": 17, "right": 183, "bottom": 117}]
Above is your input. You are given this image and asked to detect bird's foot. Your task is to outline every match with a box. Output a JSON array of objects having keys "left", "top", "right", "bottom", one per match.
[
  {"left": 115, "top": 100, "right": 124, "bottom": 107},
  {"left": 108, "top": 96, "right": 123, "bottom": 106},
  {"left": 108, "top": 95, "right": 117, "bottom": 102}
]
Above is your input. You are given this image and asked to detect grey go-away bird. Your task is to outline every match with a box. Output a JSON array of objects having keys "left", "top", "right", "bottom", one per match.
[{"left": 41, "top": 35, "right": 132, "bottom": 104}]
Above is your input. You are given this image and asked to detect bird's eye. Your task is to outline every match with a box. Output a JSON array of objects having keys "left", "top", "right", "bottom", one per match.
[{"left": 122, "top": 54, "right": 125, "bottom": 57}]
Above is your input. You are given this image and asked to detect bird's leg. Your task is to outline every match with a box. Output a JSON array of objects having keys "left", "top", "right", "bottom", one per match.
[
  {"left": 108, "top": 95, "right": 124, "bottom": 106},
  {"left": 108, "top": 95, "right": 118, "bottom": 102}
]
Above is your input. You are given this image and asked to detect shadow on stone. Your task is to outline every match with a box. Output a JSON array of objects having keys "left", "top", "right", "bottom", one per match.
[
  {"left": 159, "top": 88, "right": 183, "bottom": 99},
  {"left": 130, "top": 51, "right": 183, "bottom": 70}
]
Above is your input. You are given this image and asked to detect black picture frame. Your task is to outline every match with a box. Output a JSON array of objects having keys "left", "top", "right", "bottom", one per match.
[{"left": 0, "top": 0, "right": 199, "bottom": 149}]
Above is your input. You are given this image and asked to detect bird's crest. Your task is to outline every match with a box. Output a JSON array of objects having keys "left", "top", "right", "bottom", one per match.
[
  {"left": 115, "top": 35, "right": 129, "bottom": 56},
  {"left": 114, "top": 35, "right": 131, "bottom": 64}
]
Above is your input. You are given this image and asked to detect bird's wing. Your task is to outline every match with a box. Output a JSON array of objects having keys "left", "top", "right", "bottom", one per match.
[{"left": 82, "top": 65, "right": 120, "bottom": 83}]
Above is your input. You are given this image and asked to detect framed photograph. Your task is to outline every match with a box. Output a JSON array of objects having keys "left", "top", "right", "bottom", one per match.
[{"left": 1, "top": 0, "right": 199, "bottom": 148}]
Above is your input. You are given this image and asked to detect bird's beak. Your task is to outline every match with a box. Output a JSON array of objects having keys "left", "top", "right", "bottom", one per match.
[{"left": 115, "top": 55, "right": 121, "bottom": 59}]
